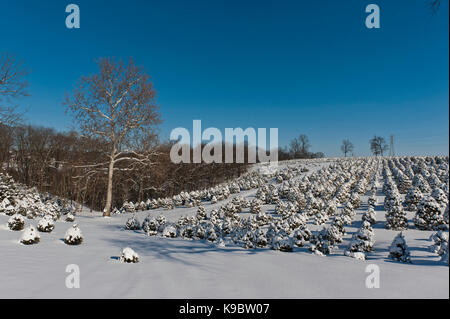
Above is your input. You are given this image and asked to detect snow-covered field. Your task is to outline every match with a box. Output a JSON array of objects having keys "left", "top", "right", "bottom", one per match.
[{"left": 0, "top": 159, "right": 448, "bottom": 298}]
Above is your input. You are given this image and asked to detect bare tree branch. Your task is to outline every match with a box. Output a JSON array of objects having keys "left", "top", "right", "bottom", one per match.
[{"left": 0, "top": 53, "right": 29, "bottom": 126}]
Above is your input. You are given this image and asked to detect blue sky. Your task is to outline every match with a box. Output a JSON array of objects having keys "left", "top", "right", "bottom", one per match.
[{"left": 0, "top": 0, "right": 448, "bottom": 157}]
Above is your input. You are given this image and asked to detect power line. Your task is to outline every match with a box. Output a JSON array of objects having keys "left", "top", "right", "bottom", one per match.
[{"left": 389, "top": 135, "right": 395, "bottom": 157}]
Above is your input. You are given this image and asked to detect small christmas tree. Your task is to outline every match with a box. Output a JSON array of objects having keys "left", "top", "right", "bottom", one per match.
[
  {"left": 314, "top": 209, "right": 329, "bottom": 225},
  {"left": 162, "top": 224, "right": 177, "bottom": 238},
  {"left": 388, "top": 232, "right": 411, "bottom": 263},
  {"left": 271, "top": 231, "right": 293, "bottom": 252},
  {"left": 250, "top": 199, "right": 262, "bottom": 214},
  {"left": 37, "top": 215, "right": 55, "bottom": 233},
  {"left": 327, "top": 224, "right": 344, "bottom": 244},
  {"left": 293, "top": 226, "right": 312, "bottom": 247},
  {"left": 8, "top": 214, "right": 25, "bottom": 231},
  {"left": 367, "top": 194, "right": 377, "bottom": 207},
  {"left": 120, "top": 247, "right": 139, "bottom": 263},
  {"left": 241, "top": 230, "right": 256, "bottom": 249},
  {"left": 362, "top": 207, "right": 377, "bottom": 225},
  {"left": 125, "top": 214, "right": 141, "bottom": 230},
  {"left": 429, "top": 231, "right": 448, "bottom": 256},
  {"left": 195, "top": 224, "right": 205, "bottom": 239},
  {"left": 206, "top": 226, "right": 218, "bottom": 242},
  {"left": 385, "top": 205, "right": 408, "bottom": 230},
  {"left": 255, "top": 229, "right": 268, "bottom": 248},
  {"left": 324, "top": 199, "right": 338, "bottom": 216},
  {"left": 20, "top": 225, "right": 40, "bottom": 245},
  {"left": 196, "top": 206, "right": 207, "bottom": 220},
  {"left": 431, "top": 188, "right": 448, "bottom": 208},
  {"left": 64, "top": 224, "right": 83, "bottom": 245},
  {"left": 349, "top": 192, "right": 361, "bottom": 209},
  {"left": 414, "top": 196, "right": 445, "bottom": 230},
  {"left": 309, "top": 227, "right": 336, "bottom": 256},
  {"left": 397, "top": 174, "right": 412, "bottom": 194},
  {"left": 65, "top": 213, "right": 75, "bottom": 222},
  {"left": 412, "top": 174, "right": 431, "bottom": 193},
  {"left": 142, "top": 215, "right": 158, "bottom": 236},
  {"left": 345, "top": 221, "right": 375, "bottom": 260},
  {"left": 121, "top": 201, "right": 136, "bottom": 214},
  {"left": 404, "top": 187, "right": 422, "bottom": 211},
  {"left": 156, "top": 215, "right": 167, "bottom": 232}
]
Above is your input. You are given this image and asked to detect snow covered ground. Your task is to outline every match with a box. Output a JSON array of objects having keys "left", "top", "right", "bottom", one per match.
[{"left": 0, "top": 159, "right": 448, "bottom": 298}]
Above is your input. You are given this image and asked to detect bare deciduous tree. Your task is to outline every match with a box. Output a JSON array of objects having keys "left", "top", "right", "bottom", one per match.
[
  {"left": 298, "top": 134, "right": 311, "bottom": 156},
  {"left": 429, "top": 0, "right": 440, "bottom": 12},
  {"left": 0, "top": 53, "right": 29, "bottom": 125},
  {"left": 65, "top": 57, "right": 161, "bottom": 216},
  {"left": 370, "top": 136, "right": 389, "bottom": 157},
  {"left": 289, "top": 134, "right": 311, "bottom": 158},
  {"left": 341, "top": 139, "right": 354, "bottom": 157}
]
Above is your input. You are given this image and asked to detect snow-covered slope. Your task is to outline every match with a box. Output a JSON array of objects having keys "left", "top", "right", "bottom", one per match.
[{"left": 0, "top": 158, "right": 448, "bottom": 298}]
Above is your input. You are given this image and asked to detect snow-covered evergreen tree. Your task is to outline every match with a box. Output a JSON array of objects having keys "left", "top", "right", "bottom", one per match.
[
  {"left": 156, "top": 215, "right": 167, "bottom": 232},
  {"left": 121, "top": 201, "right": 136, "bottom": 214},
  {"left": 64, "top": 224, "right": 83, "bottom": 245},
  {"left": 362, "top": 207, "right": 377, "bottom": 225},
  {"left": 349, "top": 192, "right": 361, "bottom": 209},
  {"left": 37, "top": 215, "right": 55, "bottom": 232},
  {"left": 206, "top": 226, "right": 218, "bottom": 242},
  {"left": 309, "top": 227, "right": 337, "bottom": 256},
  {"left": 254, "top": 228, "right": 268, "bottom": 248},
  {"left": 327, "top": 223, "right": 344, "bottom": 244},
  {"left": 367, "top": 194, "right": 377, "bottom": 207},
  {"left": 293, "top": 226, "right": 312, "bottom": 247},
  {"left": 20, "top": 225, "right": 40, "bottom": 245},
  {"left": 142, "top": 215, "right": 158, "bottom": 236},
  {"left": 8, "top": 214, "right": 25, "bottom": 231},
  {"left": 196, "top": 206, "right": 207, "bottom": 221},
  {"left": 162, "top": 224, "right": 177, "bottom": 238},
  {"left": 397, "top": 174, "right": 412, "bottom": 194},
  {"left": 271, "top": 231, "right": 293, "bottom": 252},
  {"left": 414, "top": 196, "right": 445, "bottom": 230},
  {"left": 195, "top": 224, "right": 206, "bottom": 239},
  {"left": 388, "top": 232, "right": 411, "bottom": 263},
  {"left": 431, "top": 188, "right": 448, "bottom": 208},
  {"left": 314, "top": 209, "right": 329, "bottom": 225},
  {"left": 65, "top": 213, "right": 75, "bottom": 222},
  {"left": 345, "top": 221, "right": 375, "bottom": 260},
  {"left": 385, "top": 205, "right": 408, "bottom": 230},
  {"left": 404, "top": 187, "right": 422, "bottom": 211},
  {"left": 429, "top": 231, "right": 448, "bottom": 256},
  {"left": 412, "top": 174, "right": 431, "bottom": 193},
  {"left": 324, "top": 199, "right": 338, "bottom": 216},
  {"left": 125, "top": 214, "right": 141, "bottom": 230},
  {"left": 384, "top": 189, "right": 402, "bottom": 212},
  {"left": 250, "top": 199, "right": 262, "bottom": 214},
  {"left": 120, "top": 247, "right": 139, "bottom": 263}
]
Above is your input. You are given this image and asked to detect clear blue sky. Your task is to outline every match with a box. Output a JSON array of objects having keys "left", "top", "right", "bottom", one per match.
[{"left": 1, "top": 0, "right": 448, "bottom": 157}]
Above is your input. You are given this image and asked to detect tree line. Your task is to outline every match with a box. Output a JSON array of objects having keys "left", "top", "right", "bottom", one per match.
[
  {"left": 278, "top": 134, "right": 325, "bottom": 161},
  {"left": 0, "top": 123, "right": 250, "bottom": 212}
]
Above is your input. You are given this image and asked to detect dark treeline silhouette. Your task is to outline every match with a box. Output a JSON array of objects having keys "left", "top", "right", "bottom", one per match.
[
  {"left": 278, "top": 134, "right": 325, "bottom": 161},
  {"left": 0, "top": 123, "right": 251, "bottom": 211}
]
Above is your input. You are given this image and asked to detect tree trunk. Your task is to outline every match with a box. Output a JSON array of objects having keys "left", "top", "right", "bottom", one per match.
[{"left": 104, "top": 154, "right": 115, "bottom": 217}]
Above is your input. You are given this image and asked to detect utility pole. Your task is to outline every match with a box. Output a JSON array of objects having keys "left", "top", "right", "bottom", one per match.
[{"left": 389, "top": 135, "right": 395, "bottom": 157}]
